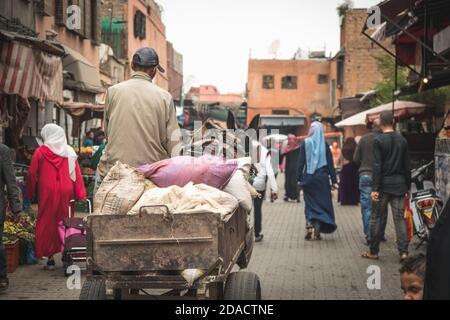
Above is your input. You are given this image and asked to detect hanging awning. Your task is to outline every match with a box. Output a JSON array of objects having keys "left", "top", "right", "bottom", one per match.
[
  {"left": 362, "top": 0, "right": 419, "bottom": 36},
  {"left": 0, "top": 29, "right": 65, "bottom": 56},
  {"left": 335, "top": 100, "right": 431, "bottom": 127},
  {"left": 260, "top": 115, "right": 306, "bottom": 127},
  {"left": 366, "top": 100, "right": 431, "bottom": 123},
  {"left": 58, "top": 101, "right": 104, "bottom": 118},
  {"left": 335, "top": 109, "right": 373, "bottom": 127},
  {"left": 62, "top": 45, "right": 104, "bottom": 93},
  {"left": 0, "top": 40, "right": 63, "bottom": 103}
]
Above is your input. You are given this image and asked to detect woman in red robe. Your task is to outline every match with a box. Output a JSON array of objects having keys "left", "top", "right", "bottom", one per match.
[{"left": 26, "top": 124, "right": 86, "bottom": 270}]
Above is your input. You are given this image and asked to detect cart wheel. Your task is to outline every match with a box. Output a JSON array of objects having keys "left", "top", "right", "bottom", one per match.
[
  {"left": 79, "top": 279, "right": 106, "bottom": 300},
  {"left": 224, "top": 272, "right": 261, "bottom": 300}
]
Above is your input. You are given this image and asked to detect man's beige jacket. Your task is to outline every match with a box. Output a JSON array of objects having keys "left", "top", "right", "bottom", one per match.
[{"left": 98, "top": 71, "right": 181, "bottom": 178}]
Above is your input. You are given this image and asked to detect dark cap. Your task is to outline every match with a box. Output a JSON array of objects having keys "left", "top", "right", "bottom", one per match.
[{"left": 132, "top": 47, "right": 165, "bottom": 73}]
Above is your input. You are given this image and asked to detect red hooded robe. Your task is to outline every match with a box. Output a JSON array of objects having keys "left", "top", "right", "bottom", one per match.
[{"left": 26, "top": 145, "right": 86, "bottom": 258}]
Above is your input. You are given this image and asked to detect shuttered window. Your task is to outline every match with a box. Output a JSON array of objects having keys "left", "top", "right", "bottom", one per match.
[{"left": 134, "top": 10, "right": 146, "bottom": 39}]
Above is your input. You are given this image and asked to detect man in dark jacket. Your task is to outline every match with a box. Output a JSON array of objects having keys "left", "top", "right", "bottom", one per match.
[
  {"left": 361, "top": 110, "right": 411, "bottom": 262},
  {"left": 353, "top": 123, "right": 387, "bottom": 245},
  {"left": 0, "top": 144, "right": 22, "bottom": 292}
]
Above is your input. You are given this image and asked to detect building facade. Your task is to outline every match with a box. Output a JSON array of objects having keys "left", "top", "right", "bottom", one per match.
[
  {"left": 34, "top": 0, "right": 104, "bottom": 142},
  {"left": 167, "top": 41, "right": 183, "bottom": 102},
  {"left": 332, "top": 8, "right": 394, "bottom": 108},
  {"left": 247, "top": 57, "right": 333, "bottom": 127},
  {"left": 246, "top": 8, "right": 394, "bottom": 135},
  {"left": 100, "top": 0, "right": 169, "bottom": 90}
]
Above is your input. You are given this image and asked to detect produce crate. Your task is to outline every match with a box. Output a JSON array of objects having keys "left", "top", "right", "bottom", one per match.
[{"left": 5, "top": 240, "right": 20, "bottom": 273}]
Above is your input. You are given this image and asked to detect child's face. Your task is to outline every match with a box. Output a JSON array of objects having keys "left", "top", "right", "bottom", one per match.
[{"left": 400, "top": 272, "right": 424, "bottom": 300}]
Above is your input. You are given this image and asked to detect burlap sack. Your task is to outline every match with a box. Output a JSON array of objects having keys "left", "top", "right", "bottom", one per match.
[
  {"left": 128, "top": 182, "right": 238, "bottom": 219},
  {"left": 94, "top": 162, "right": 153, "bottom": 215},
  {"left": 223, "top": 157, "right": 258, "bottom": 212}
]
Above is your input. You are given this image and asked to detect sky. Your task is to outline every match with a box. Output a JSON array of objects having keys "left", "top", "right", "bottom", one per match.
[{"left": 157, "top": 0, "right": 382, "bottom": 94}]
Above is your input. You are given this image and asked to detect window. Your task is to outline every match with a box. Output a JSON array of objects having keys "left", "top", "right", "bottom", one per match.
[
  {"left": 91, "top": 0, "right": 99, "bottom": 44},
  {"left": 337, "top": 56, "right": 344, "bottom": 88},
  {"left": 281, "top": 76, "right": 297, "bottom": 89},
  {"left": 272, "top": 109, "right": 289, "bottom": 115},
  {"left": 134, "top": 10, "right": 146, "bottom": 39},
  {"left": 55, "top": 0, "right": 98, "bottom": 42},
  {"left": 330, "top": 79, "right": 336, "bottom": 107},
  {"left": 262, "top": 75, "right": 274, "bottom": 89},
  {"left": 318, "top": 74, "right": 329, "bottom": 84}
]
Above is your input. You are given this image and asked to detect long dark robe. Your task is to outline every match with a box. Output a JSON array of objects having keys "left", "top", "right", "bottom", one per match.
[
  {"left": 283, "top": 148, "right": 300, "bottom": 200},
  {"left": 297, "top": 143, "right": 338, "bottom": 234},
  {"left": 338, "top": 162, "right": 360, "bottom": 205},
  {"left": 424, "top": 197, "right": 450, "bottom": 300}
]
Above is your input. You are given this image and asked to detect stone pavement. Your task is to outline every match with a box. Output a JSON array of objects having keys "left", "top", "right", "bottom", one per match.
[
  {"left": 0, "top": 175, "right": 425, "bottom": 300},
  {"left": 247, "top": 197, "right": 424, "bottom": 300}
]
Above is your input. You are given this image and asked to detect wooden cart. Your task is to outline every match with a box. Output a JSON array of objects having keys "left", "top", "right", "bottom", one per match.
[{"left": 79, "top": 205, "right": 259, "bottom": 300}]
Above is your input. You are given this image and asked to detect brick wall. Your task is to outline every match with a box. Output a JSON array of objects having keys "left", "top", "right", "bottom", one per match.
[{"left": 340, "top": 9, "right": 394, "bottom": 97}]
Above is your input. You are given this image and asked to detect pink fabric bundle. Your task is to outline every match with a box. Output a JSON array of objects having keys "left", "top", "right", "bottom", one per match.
[{"left": 137, "top": 156, "right": 238, "bottom": 190}]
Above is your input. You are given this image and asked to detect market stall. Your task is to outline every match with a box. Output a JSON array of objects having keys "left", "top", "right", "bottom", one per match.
[{"left": 2, "top": 210, "right": 37, "bottom": 273}]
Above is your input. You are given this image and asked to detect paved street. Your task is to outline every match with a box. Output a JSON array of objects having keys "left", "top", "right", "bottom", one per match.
[{"left": 0, "top": 175, "right": 424, "bottom": 300}]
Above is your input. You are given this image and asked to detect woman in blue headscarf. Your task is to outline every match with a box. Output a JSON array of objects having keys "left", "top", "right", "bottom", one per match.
[{"left": 297, "top": 121, "right": 338, "bottom": 240}]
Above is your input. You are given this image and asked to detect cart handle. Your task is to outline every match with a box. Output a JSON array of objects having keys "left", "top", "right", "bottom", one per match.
[
  {"left": 139, "top": 205, "right": 172, "bottom": 220},
  {"left": 69, "top": 199, "right": 92, "bottom": 218}
]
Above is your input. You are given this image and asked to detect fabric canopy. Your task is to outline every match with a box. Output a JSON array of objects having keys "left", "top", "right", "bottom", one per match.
[
  {"left": 366, "top": 100, "right": 429, "bottom": 123},
  {"left": 335, "top": 109, "right": 373, "bottom": 127},
  {"left": 62, "top": 45, "right": 104, "bottom": 93},
  {"left": 58, "top": 101, "right": 104, "bottom": 118},
  {"left": 335, "top": 100, "right": 430, "bottom": 127},
  {"left": 58, "top": 101, "right": 104, "bottom": 138},
  {"left": 0, "top": 41, "right": 63, "bottom": 103}
]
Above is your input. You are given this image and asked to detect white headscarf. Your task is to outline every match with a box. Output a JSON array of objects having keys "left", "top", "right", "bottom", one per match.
[{"left": 41, "top": 124, "right": 78, "bottom": 182}]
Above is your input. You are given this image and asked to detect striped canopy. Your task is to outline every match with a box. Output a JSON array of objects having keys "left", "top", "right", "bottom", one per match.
[{"left": 0, "top": 41, "right": 63, "bottom": 103}]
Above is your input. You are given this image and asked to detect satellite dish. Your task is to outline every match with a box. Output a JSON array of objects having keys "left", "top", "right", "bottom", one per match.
[{"left": 268, "top": 40, "right": 280, "bottom": 59}]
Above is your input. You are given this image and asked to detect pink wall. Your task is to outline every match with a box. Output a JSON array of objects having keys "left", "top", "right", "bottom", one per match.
[
  {"left": 126, "top": 0, "right": 168, "bottom": 90},
  {"left": 35, "top": 16, "right": 99, "bottom": 71}
]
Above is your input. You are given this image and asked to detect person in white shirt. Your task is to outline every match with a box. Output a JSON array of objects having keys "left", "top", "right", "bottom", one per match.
[{"left": 252, "top": 142, "right": 278, "bottom": 242}]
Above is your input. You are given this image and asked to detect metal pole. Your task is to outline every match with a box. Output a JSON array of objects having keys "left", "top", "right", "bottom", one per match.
[
  {"left": 393, "top": 57, "right": 398, "bottom": 126},
  {"left": 379, "top": 10, "right": 450, "bottom": 66}
]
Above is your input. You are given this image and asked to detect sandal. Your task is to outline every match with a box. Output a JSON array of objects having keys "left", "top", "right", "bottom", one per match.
[
  {"left": 313, "top": 235, "right": 322, "bottom": 241},
  {"left": 305, "top": 228, "right": 313, "bottom": 240},
  {"left": 361, "top": 252, "right": 379, "bottom": 260},
  {"left": 44, "top": 259, "right": 56, "bottom": 271}
]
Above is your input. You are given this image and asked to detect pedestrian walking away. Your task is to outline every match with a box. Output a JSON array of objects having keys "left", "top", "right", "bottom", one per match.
[
  {"left": 0, "top": 144, "right": 22, "bottom": 293},
  {"left": 26, "top": 124, "right": 86, "bottom": 270},
  {"left": 297, "top": 121, "right": 338, "bottom": 241},
  {"left": 330, "top": 141, "right": 342, "bottom": 170},
  {"left": 252, "top": 142, "right": 278, "bottom": 242},
  {"left": 361, "top": 110, "right": 411, "bottom": 262},
  {"left": 96, "top": 47, "right": 181, "bottom": 186},
  {"left": 338, "top": 137, "right": 359, "bottom": 205},
  {"left": 353, "top": 122, "right": 387, "bottom": 245},
  {"left": 281, "top": 134, "right": 301, "bottom": 202}
]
